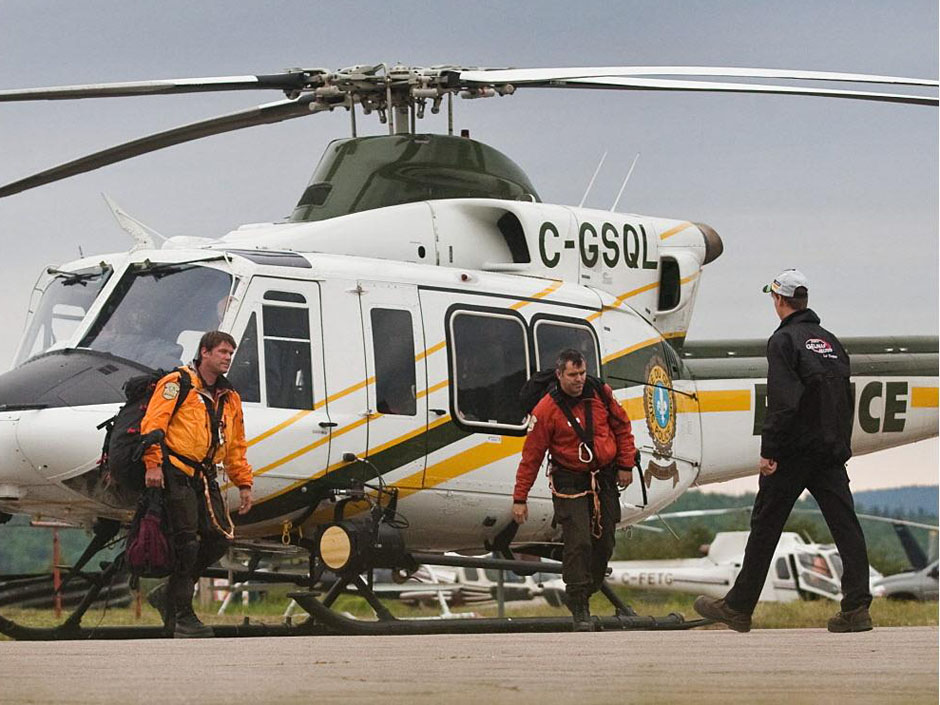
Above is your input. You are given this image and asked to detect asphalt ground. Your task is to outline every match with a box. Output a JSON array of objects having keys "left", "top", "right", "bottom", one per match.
[{"left": 1, "top": 626, "right": 936, "bottom": 705}]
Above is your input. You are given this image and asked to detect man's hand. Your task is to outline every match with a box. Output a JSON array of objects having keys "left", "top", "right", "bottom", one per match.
[
  {"left": 759, "top": 457, "right": 778, "bottom": 476},
  {"left": 512, "top": 502, "right": 528, "bottom": 524},
  {"left": 617, "top": 468, "right": 634, "bottom": 489},
  {"left": 238, "top": 487, "right": 253, "bottom": 515},
  {"left": 144, "top": 466, "right": 164, "bottom": 489}
]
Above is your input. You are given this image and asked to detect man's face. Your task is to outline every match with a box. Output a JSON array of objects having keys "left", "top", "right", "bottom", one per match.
[
  {"left": 201, "top": 342, "right": 235, "bottom": 376},
  {"left": 556, "top": 361, "right": 587, "bottom": 397}
]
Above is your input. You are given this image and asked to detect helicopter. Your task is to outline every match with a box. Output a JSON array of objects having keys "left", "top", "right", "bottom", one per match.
[{"left": 0, "top": 64, "right": 936, "bottom": 639}]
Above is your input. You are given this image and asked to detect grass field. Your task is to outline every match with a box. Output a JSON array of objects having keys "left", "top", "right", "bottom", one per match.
[{"left": 1, "top": 585, "right": 936, "bottom": 639}]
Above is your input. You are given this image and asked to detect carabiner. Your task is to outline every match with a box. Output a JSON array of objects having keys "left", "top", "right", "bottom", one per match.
[{"left": 578, "top": 442, "right": 594, "bottom": 465}]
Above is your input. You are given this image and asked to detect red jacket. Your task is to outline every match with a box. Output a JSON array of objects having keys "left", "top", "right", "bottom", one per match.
[{"left": 513, "top": 384, "right": 636, "bottom": 502}]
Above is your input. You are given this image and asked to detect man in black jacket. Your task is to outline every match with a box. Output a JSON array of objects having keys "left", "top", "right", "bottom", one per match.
[{"left": 694, "top": 269, "right": 873, "bottom": 633}]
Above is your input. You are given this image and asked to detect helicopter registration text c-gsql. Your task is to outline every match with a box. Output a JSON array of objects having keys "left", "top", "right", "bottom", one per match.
[{"left": 538, "top": 220, "right": 659, "bottom": 270}]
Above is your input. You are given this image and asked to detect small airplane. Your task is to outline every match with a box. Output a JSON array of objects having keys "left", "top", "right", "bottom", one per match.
[
  {"left": 544, "top": 509, "right": 937, "bottom": 604},
  {"left": 0, "top": 64, "right": 936, "bottom": 638}
]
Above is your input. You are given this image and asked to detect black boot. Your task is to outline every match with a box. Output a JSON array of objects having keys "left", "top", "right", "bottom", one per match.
[
  {"left": 146, "top": 582, "right": 170, "bottom": 625},
  {"left": 570, "top": 597, "right": 594, "bottom": 632},
  {"left": 173, "top": 604, "right": 214, "bottom": 638}
]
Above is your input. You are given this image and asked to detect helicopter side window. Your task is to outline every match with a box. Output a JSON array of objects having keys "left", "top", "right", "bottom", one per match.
[
  {"left": 449, "top": 309, "right": 529, "bottom": 432},
  {"left": 227, "top": 312, "right": 260, "bottom": 403},
  {"left": 658, "top": 257, "right": 681, "bottom": 311},
  {"left": 775, "top": 557, "right": 791, "bottom": 580},
  {"left": 370, "top": 308, "right": 417, "bottom": 416},
  {"left": 532, "top": 318, "right": 599, "bottom": 375},
  {"left": 262, "top": 297, "right": 313, "bottom": 410},
  {"left": 16, "top": 267, "right": 112, "bottom": 366}
]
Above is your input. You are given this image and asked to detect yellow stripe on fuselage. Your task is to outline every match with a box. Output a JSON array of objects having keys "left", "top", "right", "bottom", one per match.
[
  {"left": 911, "top": 387, "right": 939, "bottom": 408},
  {"left": 602, "top": 336, "right": 663, "bottom": 364},
  {"left": 256, "top": 414, "right": 453, "bottom": 508},
  {"left": 510, "top": 280, "right": 563, "bottom": 310},
  {"left": 659, "top": 222, "right": 693, "bottom": 241}
]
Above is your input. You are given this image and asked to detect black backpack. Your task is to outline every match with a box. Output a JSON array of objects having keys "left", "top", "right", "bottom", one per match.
[
  {"left": 519, "top": 369, "right": 612, "bottom": 417},
  {"left": 99, "top": 367, "right": 192, "bottom": 496}
]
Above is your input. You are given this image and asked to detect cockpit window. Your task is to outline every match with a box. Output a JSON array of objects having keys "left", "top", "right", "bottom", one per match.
[
  {"left": 15, "top": 266, "right": 112, "bottom": 367},
  {"left": 80, "top": 264, "right": 233, "bottom": 370}
]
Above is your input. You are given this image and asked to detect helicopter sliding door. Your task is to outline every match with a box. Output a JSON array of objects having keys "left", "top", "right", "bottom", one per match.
[
  {"left": 227, "top": 277, "right": 331, "bottom": 496},
  {"left": 358, "top": 281, "right": 427, "bottom": 490}
]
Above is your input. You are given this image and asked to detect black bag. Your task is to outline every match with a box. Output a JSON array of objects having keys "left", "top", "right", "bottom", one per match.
[
  {"left": 519, "top": 369, "right": 611, "bottom": 416},
  {"left": 125, "top": 488, "right": 174, "bottom": 585},
  {"left": 100, "top": 367, "right": 192, "bottom": 494}
]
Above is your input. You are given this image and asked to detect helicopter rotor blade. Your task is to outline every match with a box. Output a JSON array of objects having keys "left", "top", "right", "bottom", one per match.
[
  {"left": 0, "top": 72, "right": 317, "bottom": 102},
  {"left": 542, "top": 76, "right": 938, "bottom": 106},
  {"left": 0, "top": 95, "right": 329, "bottom": 199},
  {"left": 458, "top": 66, "right": 939, "bottom": 88}
]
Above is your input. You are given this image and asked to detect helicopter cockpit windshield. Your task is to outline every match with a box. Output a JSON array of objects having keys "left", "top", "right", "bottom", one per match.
[
  {"left": 15, "top": 265, "right": 113, "bottom": 367},
  {"left": 79, "top": 263, "right": 234, "bottom": 370}
]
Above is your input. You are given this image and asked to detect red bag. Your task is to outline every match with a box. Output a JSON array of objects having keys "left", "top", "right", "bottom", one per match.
[{"left": 125, "top": 488, "right": 174, "bottom": 580}]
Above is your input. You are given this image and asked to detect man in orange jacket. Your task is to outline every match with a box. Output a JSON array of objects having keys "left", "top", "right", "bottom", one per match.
[
  {"left": 141, "top": 330, "right": 254, "bottom": 638},
  {"left": 513, "top": 349, "right": 637, "bottom": 631}
]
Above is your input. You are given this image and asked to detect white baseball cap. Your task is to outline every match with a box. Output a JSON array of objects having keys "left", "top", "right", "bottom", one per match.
[{"left": 762, "top": 269, "right": 809, "bottom": 297}]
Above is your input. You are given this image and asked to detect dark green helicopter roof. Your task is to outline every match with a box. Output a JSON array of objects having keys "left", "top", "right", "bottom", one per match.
[{"left": 289, "top": 134, "right": 540, "bottom": 223}]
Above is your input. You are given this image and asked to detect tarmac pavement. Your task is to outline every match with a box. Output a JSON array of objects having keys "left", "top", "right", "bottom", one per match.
[{"left": 1, "top": 626, "right": 936, "bottom": 705}]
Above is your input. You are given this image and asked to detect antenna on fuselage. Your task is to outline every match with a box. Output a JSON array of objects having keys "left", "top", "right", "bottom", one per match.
[
  {"left": 610, "top": 152, "right": 640, "bottom": 212},
  {"left": 578, "top": 151, "right": 608, "bottom": 208}
]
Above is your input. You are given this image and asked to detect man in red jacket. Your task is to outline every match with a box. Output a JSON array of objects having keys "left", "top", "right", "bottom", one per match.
[{"left": 513, "top": 349, "right": 637, "bottom": 630}]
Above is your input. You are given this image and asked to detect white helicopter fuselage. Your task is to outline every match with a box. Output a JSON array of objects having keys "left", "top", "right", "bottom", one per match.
[{"left": 0, "top": 198, "right": 935, "bottom": 552}]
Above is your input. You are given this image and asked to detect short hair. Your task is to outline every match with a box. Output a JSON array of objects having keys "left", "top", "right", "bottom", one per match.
[
  {"left": 774, "top": 289, "right": 808, "bottom": 311},
  {"left": 196, "top": 330, "right": 237, "bottom": 364},
  {"left": 555, "top": 348, "right": 586, "bottom": 373}
]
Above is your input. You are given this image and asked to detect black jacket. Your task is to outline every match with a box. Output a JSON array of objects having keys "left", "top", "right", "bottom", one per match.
[{"left": 761, "top": 308, "right": 853, "bottom": 464}]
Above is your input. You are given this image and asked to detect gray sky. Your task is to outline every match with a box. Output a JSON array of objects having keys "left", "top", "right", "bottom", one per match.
[{"left": 0, "top": 0, "right": 936, "bottom": 491}]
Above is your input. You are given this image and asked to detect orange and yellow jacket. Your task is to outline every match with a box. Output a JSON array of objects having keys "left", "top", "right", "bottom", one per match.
[{"left": 141, "top": 366, "right": 253, "bottom": 489}]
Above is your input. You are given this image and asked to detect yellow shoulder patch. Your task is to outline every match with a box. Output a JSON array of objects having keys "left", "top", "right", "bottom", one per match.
[{"left": 162, "top": 382, "right": 180, "bottom": 400}]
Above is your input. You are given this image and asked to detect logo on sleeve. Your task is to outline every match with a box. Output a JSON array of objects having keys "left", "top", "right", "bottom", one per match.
[
  {"left": 526, "top": 414, "right": 537, "bottom": 433},
  {"left": 162, "top": 382, "right": 180, "bottom": 400}
]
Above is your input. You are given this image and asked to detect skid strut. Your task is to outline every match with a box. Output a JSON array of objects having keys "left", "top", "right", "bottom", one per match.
[{"left": 289, "top": 589, "right": 708, "bottom": 635}]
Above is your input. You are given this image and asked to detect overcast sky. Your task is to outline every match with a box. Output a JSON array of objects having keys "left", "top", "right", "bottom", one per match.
[{"left": 0, "top": 0, "right": 936, "bottom": 493}]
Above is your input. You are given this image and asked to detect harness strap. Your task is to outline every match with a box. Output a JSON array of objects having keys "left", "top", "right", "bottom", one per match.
[
  {"left": 549, "top": 467, "right": 603, "bottom": 539},
  {"left": 550, "top": 387, "right": 596, "bottom": 468}
]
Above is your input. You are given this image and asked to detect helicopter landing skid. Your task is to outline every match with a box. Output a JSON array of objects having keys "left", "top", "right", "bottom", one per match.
[{"left": 288, "top": 589, "right": 712, "bottom": 635}]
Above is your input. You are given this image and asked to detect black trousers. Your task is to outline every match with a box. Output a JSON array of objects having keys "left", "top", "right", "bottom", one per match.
[
  {"left": 551, "top": 466, "right": 621, "bottom": 604},
  {"left": 725, "top": 458, "right": 872, "bottom": 614},
  {"left": 164, "top": 466, "right": 230, "bottom": 616}
]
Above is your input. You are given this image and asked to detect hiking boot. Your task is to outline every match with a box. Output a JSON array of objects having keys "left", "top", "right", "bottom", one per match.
[
  {"left": 693, "top": 596, "right": 752, "bottom": 633},
  {"left": 146, "top": 583, "right": 170, "bottom": 625},
  {"left": 173, "top": 609, "right": 214, "bottom": 638},
  {"left": 570, "top": 600, "right": 594, "bottom": 632},
  {"left": 828, "top": 606, "right": 873, "bottom": 633}
]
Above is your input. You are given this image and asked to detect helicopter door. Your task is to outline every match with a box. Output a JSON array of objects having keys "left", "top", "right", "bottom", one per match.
[
  {"left": 228, "top": 278, "right": 331, "bottom": 489},
  {"left": 358, "top": 281, "right": 427, "bottom": 489}
]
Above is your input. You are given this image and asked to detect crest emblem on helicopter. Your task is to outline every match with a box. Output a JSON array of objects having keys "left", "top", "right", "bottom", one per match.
[{"left": 642, "top": 355, "right": 679, "bottom": 487}]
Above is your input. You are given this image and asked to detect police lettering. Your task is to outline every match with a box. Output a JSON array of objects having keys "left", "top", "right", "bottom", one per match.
[{"left": 754, "top": 381, "right": 908, "bottom": 435}]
